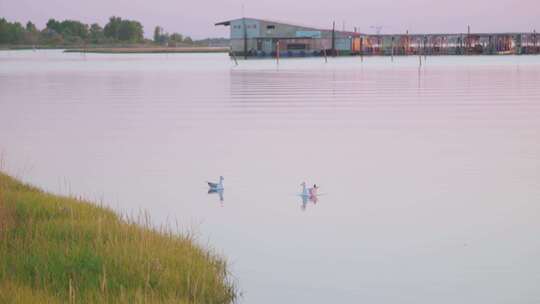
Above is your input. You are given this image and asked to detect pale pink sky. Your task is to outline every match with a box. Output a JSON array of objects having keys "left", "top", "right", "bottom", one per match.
[{"left": 1, "top": 0, "right": 538, "bottom": 39}]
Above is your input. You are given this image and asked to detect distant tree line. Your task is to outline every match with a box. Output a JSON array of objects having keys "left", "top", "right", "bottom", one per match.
[
  {"left": 0, "top": 16, "right": 199, "bottom": 46},
  {"left": 153, "top": 26, "right": 193, "bottom": 46}
]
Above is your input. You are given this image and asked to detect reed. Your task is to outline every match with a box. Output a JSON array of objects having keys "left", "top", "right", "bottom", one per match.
[{"left": 0, "top": 172, "right": 237, "bottom": 303}]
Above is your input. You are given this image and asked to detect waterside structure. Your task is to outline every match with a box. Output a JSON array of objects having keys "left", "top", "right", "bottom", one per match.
[{"left": 216, "top": 18, "right": 539, "bottom": 58}]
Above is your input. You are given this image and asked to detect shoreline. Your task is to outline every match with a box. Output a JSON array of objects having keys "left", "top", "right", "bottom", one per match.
[
  {"left": 0, "top": 45, "right": 230, "bottom": 54},
  {"left": 64, "top": 47, "right": 230, "bottom": 54},
  {"left": 0, "top": 171, "right": 237, "bottom": 303}
]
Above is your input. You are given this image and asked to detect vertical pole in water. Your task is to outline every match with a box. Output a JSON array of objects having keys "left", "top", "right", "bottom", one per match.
[
  {"left": 419, "top": 37, "right": 422, "bottom": 68},
  {"left": 466, "top": 25, "right": 471, "bottom": 55},
  {"left": 424, "top": 36, "right": 427, "bottom": 61},
  {"left": 360, "top": 37, "right": 364, "bottom": 62},
  {"left": 231, "top": 47, "right": 239, "bottom": 66},
  {"left": 276, "top": 41, "right": 280, "bottom": 65},
  {"left": 391, "top": 36, "right": 395, "bottom": 62},
  {"left": 406, "top": 30, "right": 409, "bottom": 56},
  {"left": 323, "top": 48, "right": 328, "bottom": 63},
  {"left": 533, "top": 30, "right": 537, "bottom": 53},
  {"left": 332, "top": 21, "right": 336, "bottom": 57},
  {"left": 243, "top": 17, "right": 248, "bottom": 59}
]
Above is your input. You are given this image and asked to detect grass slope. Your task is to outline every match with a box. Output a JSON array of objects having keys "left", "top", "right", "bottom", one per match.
[{"left": 0, "top": 172, "right": 237, "bottom": 303}]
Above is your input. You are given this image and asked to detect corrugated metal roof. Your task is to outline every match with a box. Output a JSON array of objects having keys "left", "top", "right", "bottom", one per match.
[
  {"left": 215, "top": 17, "right": 365, "bottom": 36},
  {"left": 215, "top": 17, "right": 327, "bottom": 32}
]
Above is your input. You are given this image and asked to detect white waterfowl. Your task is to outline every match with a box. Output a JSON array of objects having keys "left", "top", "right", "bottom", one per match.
[
  {"left": 309, "top": 184, "right": 319, "bottom": 196},
  {"left": 300, "top": 182, "right": 320, "bottom": 197}
]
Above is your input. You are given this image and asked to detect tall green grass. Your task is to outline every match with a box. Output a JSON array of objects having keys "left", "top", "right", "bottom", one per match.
[{"left": 0, "top": 172, "right": 237, "bottom": 303}]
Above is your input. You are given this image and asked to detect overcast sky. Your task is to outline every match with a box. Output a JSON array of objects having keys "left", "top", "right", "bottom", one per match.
[{"left": 1, "top": 0, "right": 538, "bottom": 39}]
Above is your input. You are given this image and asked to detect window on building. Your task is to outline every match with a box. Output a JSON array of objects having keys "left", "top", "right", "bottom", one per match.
[
  {"left": 267, "top": 25, "right": 275, "bottom": 30},
  {"left": 287, "top": 43, "right": 307, "bottom": 50}
]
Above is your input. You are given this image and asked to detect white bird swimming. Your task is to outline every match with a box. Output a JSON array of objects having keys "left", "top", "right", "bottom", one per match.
[
  {"left": 309, "top": 184, "right": 319, "bottom": 196},
  {"left": 300, "top": 182, "right": 319, "bottom": 196},
  {"left": 207, "top": 176, "right": 224, "bottom": 190},
  {"left": 301, "top": 182, "right": 319, "bottom": 197}
]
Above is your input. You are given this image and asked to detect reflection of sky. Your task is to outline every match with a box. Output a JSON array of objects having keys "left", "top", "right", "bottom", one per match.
[
  {"left": 1, "top": 0, "right": 539, "bottom": 39},
  {"left": 1, "top": 51, "right": 540, "bottom": 304}
]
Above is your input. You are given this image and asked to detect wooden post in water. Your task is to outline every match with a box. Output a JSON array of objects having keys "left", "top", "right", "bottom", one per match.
[
  {"left": 391, "top": 36, "right": 395, "bottom": 62},
  {"left": 466, "top": 25, "right": 471, "bottom": 55},
  {"left": 424, "top": 36, "right": 427, "bottom": 61},
  {"left": 360, "top": 37, "right": 364, "bottom": 62},
  {"left": 418, "top": 37, "right": 422, "bottom": 69},
  {"left": 332, "top": 21, "right": 336, "bottom": 57},
  {"left": 276, "top": 41, "right": 280, "bottom": 65},
  {"left": 405, "top": 30, "right": 409, "bottom": 56},
  {"left": 534, "top": 30, "right": 538, "bottom": 53},
  {"left": 230, "top": 47, "right": 239, "bottom": 66},
  {"left": 243, "top": 17, "right": 248, "bottom": 59}
]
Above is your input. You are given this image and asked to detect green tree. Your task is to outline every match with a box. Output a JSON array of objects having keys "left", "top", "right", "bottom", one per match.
[
  {"left": 170, "top": 33, "right": 183, "bottom": 43},
  {"left": 154, "top": 26, "right": 163, "bottom": 43},
  {"left": 104, "top": 16, "right": 122, "bottom": 40},
  {"left": 117, "top": 20, "right": 143, "bottom": 42},
  {"left": 45, "top": 18, "right": 88, "bottom": 42},
  {"left": 24, "top": 21, "right": 39, "bottom": 44},
  {"left": 25, "top": 21, "right": 37, "bottom": 33},
  {"left": 40, "top": 28, "right": 64, "bottom": 45},
  {"left": 2, "top": 21, "right": 26, "bottom": 44},
  {"left": 183, "top": 36, "right": 193, "bottom": 44},
  {"left": 0, "top": 18, "right": 10, "bottom": 43},
  {"left": 89, "top": 23, "right": 104, "bottom": 43},
  {"left": 59, "top": 20, "right": 88, "bottom": 39},
  {"left": 46, "top": 18, "right": 61, "bottom": 33}
]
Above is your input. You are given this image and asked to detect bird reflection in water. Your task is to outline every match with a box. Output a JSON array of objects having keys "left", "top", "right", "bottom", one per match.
[
  {"left": 206, "top": 176, "right": 224, "bottom": 206},
  {"left": 208, "top": 188, "right": 224, "bottom": 206},
  {"left": 300, "top": 182, "right": 320, "bottom": 211}
]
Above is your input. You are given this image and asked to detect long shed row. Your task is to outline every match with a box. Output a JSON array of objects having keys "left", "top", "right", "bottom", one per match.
[{"left": 216, "top": 18, "right": 539, "bottom": 57}]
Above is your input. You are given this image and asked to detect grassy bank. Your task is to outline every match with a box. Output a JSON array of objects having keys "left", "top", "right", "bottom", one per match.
[
  {"left": 63, "top": 47, "right": 230, "bottom": 54},
  {"left": 0, "top": 172, "right": 237, "bottom": 303},
  {"left": 0, "top": 43, "right": 156, "bottom": 51},
  {"left": 0, "top": 45, "right": 230, "bottom": 54}
]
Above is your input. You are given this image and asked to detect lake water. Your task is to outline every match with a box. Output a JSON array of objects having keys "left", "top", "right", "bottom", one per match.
[{"left": 1, "top": 50, "right": 539, "bottom": 303}]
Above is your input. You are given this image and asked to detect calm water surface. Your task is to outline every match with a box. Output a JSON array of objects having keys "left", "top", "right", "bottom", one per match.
[{"left": 1, "top": 50, "right": 540, "bottom": 303}]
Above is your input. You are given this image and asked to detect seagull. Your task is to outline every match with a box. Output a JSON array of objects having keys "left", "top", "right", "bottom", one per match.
[
  {"left": 309, "top": 184, "right": 319, "bottom": 197},
  {"left": 301, "top": 182, "right": 319, "bottom": 197},
  {"left": 207, "top": 176, "right": 224, "bottom": 190}
]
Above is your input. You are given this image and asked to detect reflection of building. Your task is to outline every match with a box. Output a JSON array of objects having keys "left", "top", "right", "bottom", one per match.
[
  {"left": 216, "top": 18, "right": 540, "bottom": 57},
  {"left": 215, "top": 18, "right": 364, "bottom": 58}
]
